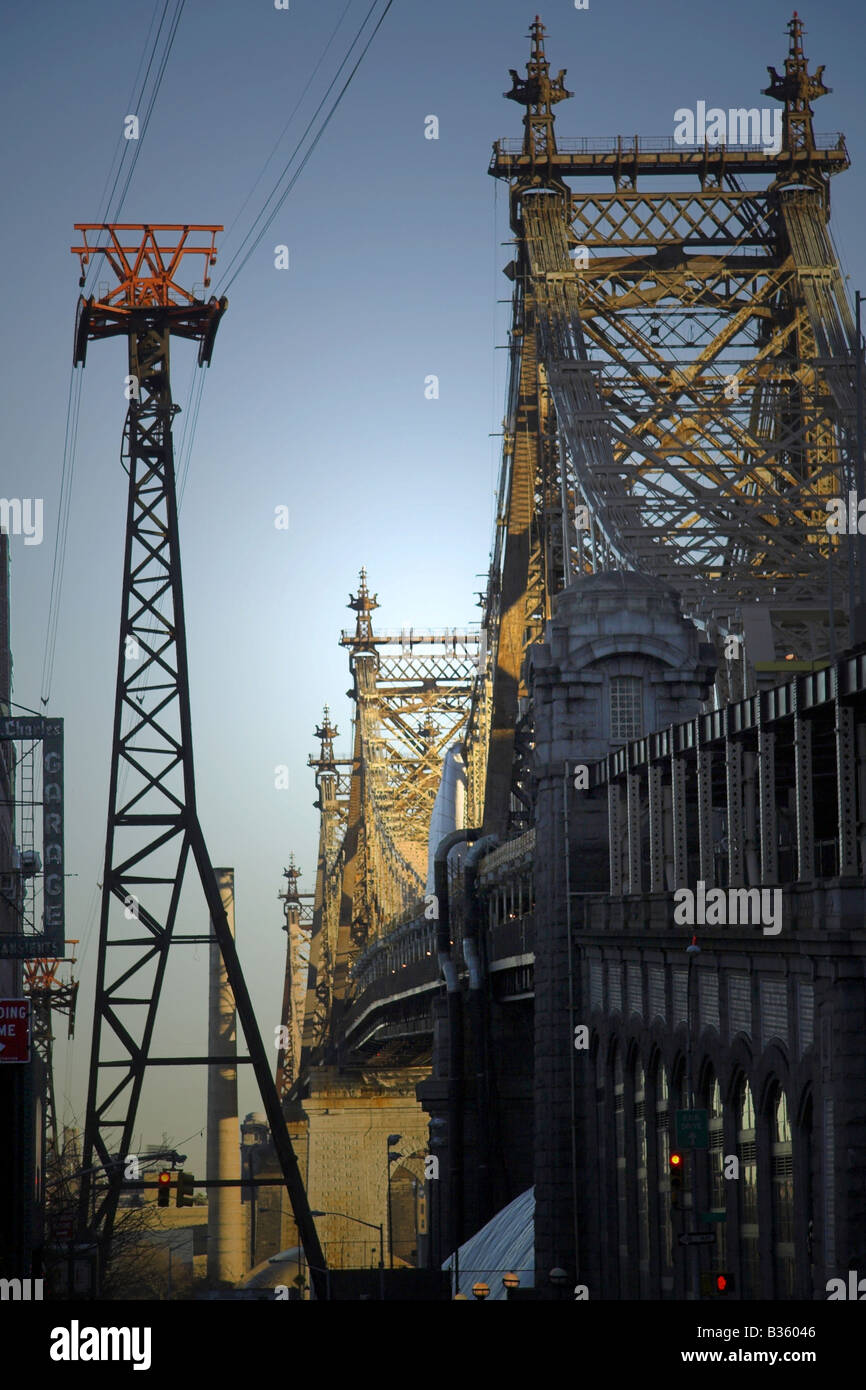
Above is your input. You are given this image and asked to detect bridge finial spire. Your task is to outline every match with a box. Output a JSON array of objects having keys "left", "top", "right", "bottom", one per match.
[
  {"left": 763, "top": 10, "right": 831, "bottom": 156},
  {"left": 348, "top": 567, "right": 380, "bottom": 653},
  {"left": 282, "top": 855, "right": 301, "bottom": 898},
  {"left": 504, "top": 14, "right": 572, "bottom": 163},
  {"left": 279, "top": 856, "right": 302, "bottom": 929},
  {"left": 313, "top": 704, "right": 338, "bottom": 769}
]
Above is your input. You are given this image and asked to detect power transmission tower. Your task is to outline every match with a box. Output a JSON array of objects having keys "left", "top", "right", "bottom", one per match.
[{"left": 71, "top": 225, "right": 326, "bottom": 1297}]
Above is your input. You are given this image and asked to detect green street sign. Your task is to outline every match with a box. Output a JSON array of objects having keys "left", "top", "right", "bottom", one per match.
[
  {"left": 700, "top": 1210, "right": 728, "bottom": 1223},
  {"left": 676, "top": 1108, "right": 709, "bottom": 1149}
]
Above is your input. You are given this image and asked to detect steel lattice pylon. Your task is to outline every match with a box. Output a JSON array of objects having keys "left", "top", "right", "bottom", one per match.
[
  {"left": 23, "top": 948, "right": 79, "bottom": 1177},
  {"left": 473, "top": 14, "right": 862, "bottom": 836},
  {"left": 71, "top": 226, "right": 326, "bottom": 1296}
]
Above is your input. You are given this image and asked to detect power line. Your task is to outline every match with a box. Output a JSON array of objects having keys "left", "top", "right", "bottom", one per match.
[
  {"left": 108, "top": 0, "right": 187, "bottom": 222},
  {"left": 218, "top": 0, "right": 395, "bottom": 293},
  {"left": 174, "top": 1, "right": 395, "bottom": 505},
  {"left": 39, "top": 1, "right": 187, "bottom": 706},
  {"left": 220, "top": 0, "right": 355, "bottom": 260},
  {"left": 89, "top": 0, "right": 174, "bottom": 263}
]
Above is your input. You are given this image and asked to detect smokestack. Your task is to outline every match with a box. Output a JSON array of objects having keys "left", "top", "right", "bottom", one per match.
[{"left": 206, "top": 867, "right": 245, "bottom": 1284}]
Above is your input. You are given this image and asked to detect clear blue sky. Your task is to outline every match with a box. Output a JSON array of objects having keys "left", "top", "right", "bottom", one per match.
[{"left": 1, "top": 0, "right": 863, "bottom": 1175}]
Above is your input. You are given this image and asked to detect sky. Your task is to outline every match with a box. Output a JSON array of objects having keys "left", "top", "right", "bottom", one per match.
[{"left": 1, "top": 0, "right": 864, "bottom": 1178}]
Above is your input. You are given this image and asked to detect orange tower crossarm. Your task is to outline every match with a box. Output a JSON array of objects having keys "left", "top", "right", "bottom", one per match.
[
  {"left": 71, "top": 224, "right": 227, "bottom": 366},
  {"left": 71, "top": 224, "right": 222, "bottom": 308}
]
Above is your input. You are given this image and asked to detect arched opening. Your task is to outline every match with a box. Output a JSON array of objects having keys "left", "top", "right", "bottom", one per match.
[
  {"left": 736, "top": 1076, "right": 759, "bottom": 1298},
  {"left": 770, "top": 1084, "right": 795, "bottom": 1296},
  {"left": 799, "top": 1090, "right": 814, "bottom": 1298},
  {"left": 389, "top": 1152, "right": 426, "bottom": 1268},
  {"left": 613, "top": 1045, "right": 629, "bottom": 1293},
  {"left": 654, "top": 1057, "right": 673, "bottom": 1295},
  {"left": 633, "top": 1055, "right": 650, "bottom": 1296},
  {"left": 705, "top": 1069, "right": 727, "bottom": 1268}
]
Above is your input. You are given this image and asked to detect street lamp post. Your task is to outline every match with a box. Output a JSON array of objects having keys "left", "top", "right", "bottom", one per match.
[{"left": 386, "top": 1134, "right": 402, "bottom": 1270}]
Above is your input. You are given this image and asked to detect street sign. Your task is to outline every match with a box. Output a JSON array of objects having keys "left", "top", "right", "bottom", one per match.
[
  {"left": 676, "top": 1107, "right": 709, "bottom": 1149},
  {"left": 0, "top": 999, "right": 31, "bottom": 1062},
  {"left": 678, "top": 1231, "right": 716, "bottom": 1247},
  {"left": 700, "top": 1210, "right": 728, "bottom": 1223}
]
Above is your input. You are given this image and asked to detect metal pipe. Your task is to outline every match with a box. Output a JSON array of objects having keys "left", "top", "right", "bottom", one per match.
[
  {"left": 433, "top": 827, "right": 480, "bottom": 1290},
  {"left": 856, "top": 291, "right": 865, "bottom": 615},
  {"left": 463, "top": 834, "right": 499, "bottom": 1231},
  {"left": 563, "top": 765, "right": 580, "bottom": 1289}
]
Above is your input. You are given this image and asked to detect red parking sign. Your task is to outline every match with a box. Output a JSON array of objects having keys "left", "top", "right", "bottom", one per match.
[{"left": 0, "top": 999, "right": 31, "bottom": 1062}]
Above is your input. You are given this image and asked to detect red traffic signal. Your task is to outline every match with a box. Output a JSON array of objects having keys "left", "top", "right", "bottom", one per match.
[
  {"left": 157, "top": 1170, "right": 172, "bottom": 1208},
  {"left": 701, "top": 1270, "right": 735, "bottom": 1296},
  {"left": 669, "top": 1151, "right": 684, "bottom": 1207}
]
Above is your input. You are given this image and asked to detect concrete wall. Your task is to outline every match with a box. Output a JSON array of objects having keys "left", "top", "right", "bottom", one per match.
[{"left": 303, "top": 1068, "right": 427, "bottom": 1270}]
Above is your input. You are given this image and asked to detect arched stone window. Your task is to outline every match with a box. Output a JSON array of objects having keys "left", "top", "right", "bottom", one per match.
[
  {"left": 655, "top": 1060, "right": 673, "bottom": 1293},
  {"left": 737, "top": 1077, "right": 760, "bottom": 1298},
  {"left": 770, "top": 1085, "right": 795, "bottom": 1296},
  {"left": 613, "top": 1047, "right": 629, "bottom": 1292},
  {"left": 706, "top": 1071, "right": 727, "bottom": 1267},
  {"left": 593, "top": 1042, "right": 610, "bottom": 1287}
]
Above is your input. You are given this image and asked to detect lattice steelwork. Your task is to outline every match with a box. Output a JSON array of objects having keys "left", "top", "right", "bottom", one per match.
[
  {"left": 24, "top": 949, "right": 79, "bottom": 1171},
  {"left": 71, "top": 226, "right": 326, "bottom": 1294},
  {"left": 296, "top": 576, "right": 478, "bottom": 1069},
  {"left": 294, "top": 15, "right": 863, "bottom": 1076},
  {"left": 472, "top": 13, "right": 860, "bottom": 836}
]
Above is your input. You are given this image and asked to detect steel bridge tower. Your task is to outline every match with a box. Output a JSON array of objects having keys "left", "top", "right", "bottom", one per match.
[
  {"left": 470, "top": 12, "right": 859, "bottom": 838},
  {"left": 296, "top": 575, "right": 479, "bottom": 1075},
  {"left": 71, "top": 226, "right": 326, "bottom": 1295}
]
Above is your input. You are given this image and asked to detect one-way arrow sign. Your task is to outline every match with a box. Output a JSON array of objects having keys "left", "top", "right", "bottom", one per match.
[{"left": 678, "top": 1231, "right": 716, "bottom": 1246}]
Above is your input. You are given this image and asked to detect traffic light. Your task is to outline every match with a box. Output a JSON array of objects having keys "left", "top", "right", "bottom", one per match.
[
  {"left": 176, "top": 1170, "right": 195, "bottom": 1207},
  {"left": 157, "top": 1171, "right": 171, "bottom": 1207},
  {"left": 669, "top": 1151, "right": 684, "bottom": 1208},
  {"left": 701, "top": 1271, "right": 735, "bottom": 1297}
]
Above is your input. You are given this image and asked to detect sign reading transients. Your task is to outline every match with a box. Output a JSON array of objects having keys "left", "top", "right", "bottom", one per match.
[
  {"left": 0, "top": 717, "right": 65, "bottom": 958},
  {"left": 0, "top": 999, "right": 31, "bottom": 1062}
]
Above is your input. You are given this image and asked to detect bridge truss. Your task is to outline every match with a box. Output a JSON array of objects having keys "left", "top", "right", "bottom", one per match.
[
  {"left": 293, "top": 11, "right": 862, "bottom": 1066},
  {"left": 471, "top": 12, "right": 860, "bottom": 837},
  {"left": 298, "top": 573, "right": 479, "bottom": 1069}
]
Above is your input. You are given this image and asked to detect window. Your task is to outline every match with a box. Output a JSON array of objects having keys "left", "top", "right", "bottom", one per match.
[
  {"left": 771, "top": 1086, "right": 795, "bottom": 1297},
  {"left": 610, "top": 676, "right": 643, "bottom": 741},
  {"left": 707, "top": 1073, "right": 727, "bottom": 1267},
  {"left": 634, "top": 1059, "right": 650, "bottom": 1296},
  {"left": 614, "top": 1048, "right": 629, "bottom": 1293},
  {"left": 655, "top": 1062, "right": 673, "bottom": 1290},
  {"left": 737, "top": 1078, "right": 760, "bottom": 1298}
]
